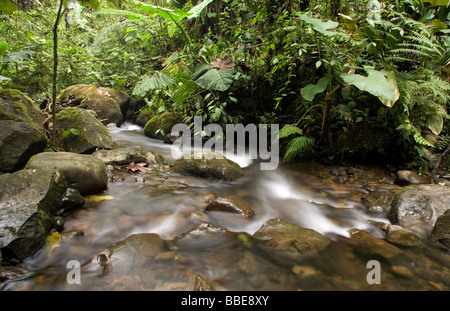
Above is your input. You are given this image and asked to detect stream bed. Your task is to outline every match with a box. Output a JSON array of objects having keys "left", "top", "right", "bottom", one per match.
[{"left": 3, "top": 123, "right": 450, "bottom": 291}]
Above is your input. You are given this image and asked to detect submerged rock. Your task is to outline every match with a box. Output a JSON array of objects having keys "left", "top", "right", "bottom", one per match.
[
  {"left": 25, "top": 152, "right": 108, "bottom": 195},
  {"left": 172, "top": 150, "right": 244, "bottom": 181},
  {"left": 58, "top": 84, "right": 130, "bottom": 126},
  {"left": 93, "top": 146, "right": 166, "bottom": 166},
  {"left": 389, "top": 184, "right": 450, "bottom": 232},
  {"left": 143, "top": 111, "right": 183, "bottom": 139},
  {"left": 205, "top": 196, "right": 255, "bottom": 218},
  {"left": 53, "top": 107, "right": 114, "bottom": 154},
  {"left": 0, "top": 169, "right": 68, "bottom": 261},
  {"left": 348, "top": 229, "right": 402, "bottom": 259},
  {"left": 0, "top": 88, "right": 47, "bottom": 172},
  {"left": 429, "top": 209, "right": 450, "bottom": 249},
  {"left": 385, "top": 224, "right": 422, "bottom": 247}
]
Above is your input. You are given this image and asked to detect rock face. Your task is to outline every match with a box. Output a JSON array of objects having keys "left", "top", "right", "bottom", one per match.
[
  {"left": 206, "top": 196, "right": 255, "bottom": 218},
  {"left": 0, "top": 169, "right": 68, "bottom": 261},
  {"left": 396, "top": 170, "right": 429, "bottom": 186},
  {"left": 25, "top": 152, "right": 108, "bottom": 195},
  {"left": 144, "top": 111, "right": 183, "bottom": 139},
  {"left": 172, "top": 150, "right": 244, "bottom": 181},
  {"left": 93, "top": 146, "right": 166, "bottom": 166},
  {"left": 389, "top": 184, "right": 450, "bottom": 231},
  {"left": 58, "top": 84, "right": 130, "bottom": 126},
  {"left": 0, "top": 88, "right": 47, "bottom": 172},
  {"left": 429, "top": 209, "right": 450, "bottom": 248},
  {"left": 54, "top": 107, "right": 114, "bottom": 154}
]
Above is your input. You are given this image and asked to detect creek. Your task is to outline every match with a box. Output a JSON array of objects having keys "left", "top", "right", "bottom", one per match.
[{"left": 3, "top": 123, "right": 450, "bottom": 291}]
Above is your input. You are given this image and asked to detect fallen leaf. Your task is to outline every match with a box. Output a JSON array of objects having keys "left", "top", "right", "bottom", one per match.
[
  {"left": 126, "top": 162, "right": 153, "bottom": 173},
  {"left": 211, "top": 57, "right": 236, "bottom": 69}
]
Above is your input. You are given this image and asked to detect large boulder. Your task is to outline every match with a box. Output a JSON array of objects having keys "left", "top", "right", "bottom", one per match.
[
  {"left": 25, "top": 152, "right": 108, "bottom": 195},
  {"left": 58, "top": 84, "right": 130, "bottom": 126},
  {"left": 389, "top": 184, "right": 450, "bottom": 231},
  {"left": 429, "top": 209, "right": 450, "bottom": 249},
  {"left": 0, "top": 88, "right": 47, "bottom": 172},
  {"left": 54, "top": 107, "right": 114, "bottom": 154},
  {"left": 0, "top": 169, "right": 68, "bottom": 261},
  {"left": 144, "top": 111, "right": 183, "bottom": 139},
  {"left": 172, "top": 150, "right": 244, "bottom": 181}
]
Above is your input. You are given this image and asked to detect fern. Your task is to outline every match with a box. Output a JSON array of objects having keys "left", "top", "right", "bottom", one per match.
[{"left": 283, "top": 136, "right": 315, "bottom": 163}]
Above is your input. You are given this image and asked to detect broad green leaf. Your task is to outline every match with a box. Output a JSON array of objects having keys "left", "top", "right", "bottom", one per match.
[
  {"left": 300, "top": 77, "right": 329, "bottom": 102},
  {"left": 134, "top": 1, "right": 191, "bottom": 21},
  {"left": 278, "top": 124, "right": 303, "bottom": 139},
  {"left": 422, "top": 0, "right": 448, "bottom": 6},
  {"left": 132, "top": 72, "right": 174, "bottom": 97},
  {"left": 298, "top": 13, "right": 339, "bottom": 37},
  {"left": 187, "top": 0, "right": 214, "bottom": 19},
  {"left": 0, "top": 0, "right": 16, "bottom": 14},
  {"left": 0, "top": 43, "right": 8, "bottom": 58},
  {"left": 427, "top": 114, "right": 444, "bottom": 136},
  {"left": 1, "top": 50, "right": 35, "bottom": 63},
  {"left": 340, "top": 67, "right": 399, "bottom": 107},
  {"left": 193, "top": 67, "right": 237, "bottom": 92}
]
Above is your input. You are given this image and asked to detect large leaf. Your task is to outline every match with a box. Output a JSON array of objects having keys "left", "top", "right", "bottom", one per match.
[
  {"left": 187, "top": 0, "right": 214, "bottom": 20},
  {"left": 298, "top": 13, "right": 339, "bottom": 37},
  {"left": 2, "top": 50, "right": 35, "bottom": 63},
  {"left": 132, "top": 72, "right": 174, "bottom": 97},
  {"left": 300, "top": 77, "right": 329, "bottom": 101},
  {"left": 193, "top": 67, "right": 237, "bottom": 92},
  {"left": 278, "top": 124, "right": 303, "bottom": 139},
  {"left": 134, "top": 1, "right": 191, "bottom": 21},
  {"left": 422, "top": 0, "right": 449, "bottom": 6},
  {"left": 0, "top": 0, "right": 16, "bottom": 14},
  {"left": 340, "top": 67, "right": 400, "bottom": 107},
  {"left": 0, "top": 43, "right": 8, "bottom": 58}
]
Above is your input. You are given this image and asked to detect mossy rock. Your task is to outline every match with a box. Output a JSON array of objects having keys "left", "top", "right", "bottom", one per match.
[
  {"left": 58, "top": 84, "right": 130, "bottom": 126},
  {"left": 54, "top": 107, "right": 113, "bottom": 154},
  {"left": 144, "top": 111, "right": 183, "bottom": 139},
  {"left": 172, "top": 150, "right": 244, "bottom": 181},
  {"left": 0, "top": 88, "right": 47, "bottom": 172},
  {"left": 0, "top": 169, "right": 68, "bottom": 261}
]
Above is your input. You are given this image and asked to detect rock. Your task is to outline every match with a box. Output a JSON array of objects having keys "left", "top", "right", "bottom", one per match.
[
  {"left": 0, "top": 169, "right": 68, "bottom": 261},
  {"left": 135, "top": 109, "right": 152, "bottom": 127},
  {"left": 253, "top": 219, "right": 330, "bottom": 265},
  {"left": 144, "top": 111, "right": 183, "bottom": 139},
  {"left": 385, "top": 224, "right": 422, "bottom": 247},
  {"left": 361, "top": 188, "right": 397, "bottom": 213},
  {"left": 396, "top": 170, "right": 429, "bottom": 186},
  {"left": 58, "top": 84, "right": 130, "bottom": 126},
  {"left": 59, "top": 188, "right": 85, "bottom": 214},
  {"left": 184, "top": 274, "right": 215, "bottom": 291},
  {"left": 172, "top": 150, "right": 244, "bottom": 181},
  {"left": 25, "top": 152, "right": 108, "bottom": 195},
  {"left": 53, "top": 107, "right": 114, "bottom": 154},
  {"left": 429, "top": 209, "right": 450, "bottom": 248},
  {"left": 348, "top": 229, "right": 402, "bottom": 259},
  {"left": 205, "top": 196, "right": 255, "bottom": 218},
  {"left": 389, "top": 184, "right": 450, "bottom": 231},
  {"left": 0, "top": 88, "right": 47, "bottom": 172},
  {"left": 93, "top": 146, "right": 166, "bottom": 166}
]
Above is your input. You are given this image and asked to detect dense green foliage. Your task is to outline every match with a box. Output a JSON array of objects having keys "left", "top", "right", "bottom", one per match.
[{"left": 1, "top": 0, "right": 449, "bottom": 171}]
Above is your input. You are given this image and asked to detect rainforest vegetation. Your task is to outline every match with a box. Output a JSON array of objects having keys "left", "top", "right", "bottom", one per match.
[{"left": 1, "top": 0, "right": 449, "bottom": 173}]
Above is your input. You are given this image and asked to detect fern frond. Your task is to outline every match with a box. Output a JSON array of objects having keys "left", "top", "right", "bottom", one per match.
[{"left": 283, "top": 136, "right": 315, "bottom": 163}]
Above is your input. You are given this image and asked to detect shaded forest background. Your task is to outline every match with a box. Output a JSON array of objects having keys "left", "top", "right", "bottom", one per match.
[{"left": 1, "top": 0, "right": 449, "bottom": 174}]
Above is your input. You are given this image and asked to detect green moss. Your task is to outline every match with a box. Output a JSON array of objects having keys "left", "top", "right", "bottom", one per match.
[{"left": 144, "top": 111, "right": 183, "bottom": 138}]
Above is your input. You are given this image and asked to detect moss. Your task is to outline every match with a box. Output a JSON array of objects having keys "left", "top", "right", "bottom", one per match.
[{"left": 144, "top": 111, "right": 183, "bottom": 138}]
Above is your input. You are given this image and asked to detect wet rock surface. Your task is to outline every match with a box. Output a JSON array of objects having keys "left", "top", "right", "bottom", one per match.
[{"left": 429, "top": 209, "right": 450, "bottom": 249}]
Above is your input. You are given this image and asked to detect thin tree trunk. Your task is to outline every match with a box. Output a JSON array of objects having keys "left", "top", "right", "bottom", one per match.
[{"left": 51, "top": 0, "right": 64, "bottom": 149}]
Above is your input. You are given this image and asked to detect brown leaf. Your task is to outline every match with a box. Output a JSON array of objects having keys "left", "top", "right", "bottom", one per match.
[
  {"left": 126, "top": 162, "right": 153, "bottom": 173},
  {"left": 211, "top": 57, "right": 235, "bottom": 69}
]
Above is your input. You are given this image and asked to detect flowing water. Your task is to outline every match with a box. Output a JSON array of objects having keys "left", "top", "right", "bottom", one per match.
[{"left": 3, "top": 123, "right": 450, "bottom": 291}]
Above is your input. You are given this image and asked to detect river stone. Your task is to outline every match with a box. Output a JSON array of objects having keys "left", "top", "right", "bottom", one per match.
[
  {"left": 172, "top": 150, "right": 244, "bottom": 181},
  {"left": 25, "top": 152, "right": 108, "bottom": 195},
  {"left": 93, "top": 146, "right": 166, "bottom": 166},
  {"left": 0, "top": 88, "right": 47, "bottom": 173},
  {"left": 429, "top": 209, "right": 450, "bottom": 248},
  {"left": 396, "top": 170, "right": 429, "bottom": 186},
  {"left": 253, "top": 219, "right": 330, "bottom": 264},
  {"left": 0, "top": 169, "right": 68, "bottom": 261},
  {"left": 205, "top": 196, "right": 255, "bottom": 218},
  {"left": 389, "top": 184, "right": 450, "bottom": 231},
  {"left": 58, "top": 84, "right": 130, "bottom": 126},
  {"left": 144, "top": 111, "right": 183, "bottom": 139},
  {"left": 53, "top": 107, "right": 114, "bottom": 154},
  {"left": 385, "top": 224, "right": 422, "bottom": 247},
  {"left": 361, "top": 188, "right": 397, "bottom": 213},
  {"left": 348, "top": 229, "right": 402, "bottom": 259},
  {"left": 59, "top": 188, "right": 85, "bottom": 214}
]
